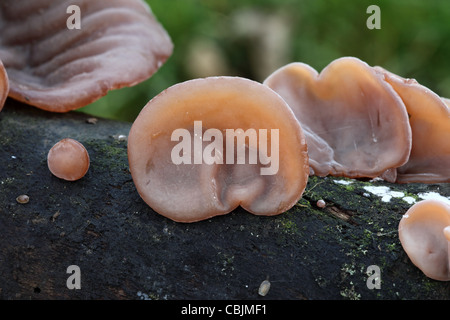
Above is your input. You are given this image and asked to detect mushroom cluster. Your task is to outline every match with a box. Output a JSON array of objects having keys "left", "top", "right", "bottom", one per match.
[
  {"left": 264, "top": 57, "right": 450, "bottom": 184},
  {"left": 0, "top": 1, "right": 447, "bottom": 284},
  {"left": 260, "top": 57, "right": 449, "bottom": 281},
  {"left": 125, "top": 56, "right": 449, "bottom": 284},
  {"left": 127, "top": 56, "right": 449, "bottom": 224},
  {"left": 0, "top": 0, "right": 173, "bottom": 112},
  {"left": 0, "top": 1, "right": 446, "bottom": 287}
]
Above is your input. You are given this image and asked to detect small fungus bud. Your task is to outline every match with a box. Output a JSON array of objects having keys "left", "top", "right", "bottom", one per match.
[
  {"left": 47, "top": 138, "right": 90, "bottom": 181},
  {"left": 16, "top": 194, "right": 29, "bottom": 204},
  {"left": 317, "top": 199, "right": 326, "bottom": 208}
]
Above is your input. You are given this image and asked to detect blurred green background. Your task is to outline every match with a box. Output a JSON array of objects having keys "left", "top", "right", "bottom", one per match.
[{"left": 78, "top": 0, "right": 450, "bottom": 122}]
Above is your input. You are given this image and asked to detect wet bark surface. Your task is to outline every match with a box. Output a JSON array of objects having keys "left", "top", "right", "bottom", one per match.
[{"left": 0, "top": 100, "right": 449, "bottom": 300}]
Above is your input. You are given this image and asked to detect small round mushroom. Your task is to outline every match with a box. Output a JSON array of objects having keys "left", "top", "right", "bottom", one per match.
[
  {"left": 47, "top": 138, "right": 90, "bottom": 181},
  {"left": 263, "top": 57, "right": 412, "bottom": 180},
  {"left": 128, "top": 76, "right": 309, "bottom": 222},
  {"left": 398, "top": 199, "right": 450, "bottom": 281},
  {"left": 0, "top": 0, "right": 173, "bottom": 112},
  {"left": 374, "top": 67, "right": 450, "bottom": 183},
  {"left": 16, "top": 194, "right": 30, "bottom": 204},
  {"left": 316, "top": 199, "right": 326, "bottom": 208},
  {"left": 0, "top": 60, "right": 9, "bottom": 112}
]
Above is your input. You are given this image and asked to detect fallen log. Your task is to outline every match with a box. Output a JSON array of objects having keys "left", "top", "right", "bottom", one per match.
[{"left": 0, "top": 100, "right": 448, "bottom": 300}]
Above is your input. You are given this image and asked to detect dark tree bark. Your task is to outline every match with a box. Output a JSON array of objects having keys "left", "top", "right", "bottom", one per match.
[{"left": 0, "top": 100, "right": 449, "bottom": 300}]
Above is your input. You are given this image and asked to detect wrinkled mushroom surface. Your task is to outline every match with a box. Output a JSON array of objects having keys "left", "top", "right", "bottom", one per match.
[
  {"left": 128, "top": 76, "right": 309, "bottom": 222},
  {"left": 375, "top": 68, "right": 450, "bottom": 183},
  {"left": 263, "top": 57, "right": 412, "bottom": 179},
  {"left": 398, "top": 199, "right": 450, "bottom": 281},
  {"left": 0, "top": 60, "right": 8, "bottom": 112},
  {"left": 0, "top": 0, "right": 173, "bottom": 112}
]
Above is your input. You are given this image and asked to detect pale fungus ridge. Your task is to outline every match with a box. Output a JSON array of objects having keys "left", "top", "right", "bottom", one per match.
[
  {"left": 128, "top": 76, "right": 309, "bottom": 223},
  {"left": 375, "top": 67, "right": 450, "bottom": 183},
  {"left": 0, "top": 0, "right": 173, "bottom": 112},
  {"left": 47, "top": 138, "right": 90, "bottom": 181},
  {"left": 398, "top": 199, "right": 450, "bottom": 281},
  {"left": 263, "top": 57, "right": 412, "bottom": 180}
]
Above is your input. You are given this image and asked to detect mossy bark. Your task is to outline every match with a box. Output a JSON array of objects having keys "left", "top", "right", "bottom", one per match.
[{"left": 0, "top": 100, "right": 448, "bottom": 300}]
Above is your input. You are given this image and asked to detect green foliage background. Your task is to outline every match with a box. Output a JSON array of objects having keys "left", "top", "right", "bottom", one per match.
[{"left": 78, "top": 0, "right": 450, "bottom": 122}]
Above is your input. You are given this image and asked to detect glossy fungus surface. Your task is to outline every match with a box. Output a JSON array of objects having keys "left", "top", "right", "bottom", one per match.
[
  {"left": 399, "top": 199, "right": 450, "bottom": 281},
  {"left": 128, "top": 76, "right": 309, "bottom": 222},
  {"left": 0, "top": 0, "right": 173, "bottom": 112},
  {"left": 264, "top": 57, "right": 412, "bottom": 180},
  {"left": 47, "top": 138, "right": 90, "bottom": 181}
]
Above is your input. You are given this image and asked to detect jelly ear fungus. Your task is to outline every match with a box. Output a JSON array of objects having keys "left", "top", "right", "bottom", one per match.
[
  {"left": 128, "top": 77, "right": 309, "bottom": 222},
  {"left": 0, "top": 0, "right": 173, "bottom": 112},
  {"left": 264, "top": 57, "right": 412, "bottom": 180}
]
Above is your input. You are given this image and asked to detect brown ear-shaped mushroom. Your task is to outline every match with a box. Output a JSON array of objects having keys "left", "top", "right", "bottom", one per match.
[
  {"left": 0, "top": 0, "right": 173, "bottom": 112},
  {"left": 263, "top": 57, "right": 412, "bottom": 179},
  {"left": 374, "top": 68, "right": 450, "bottom": 183},
  {"left": 398, "top": 199, "right": 450, "bottom": 281},
  {"left": 128, "top": 76, "right": 309, "bottom": 222},
  {"left": 0, "top": 60, "right": 9, "bottom": 112}
]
